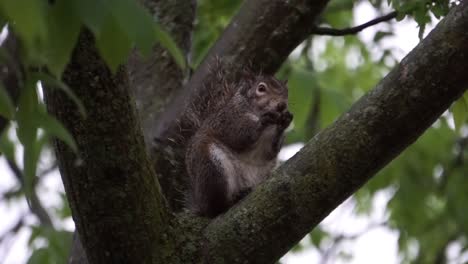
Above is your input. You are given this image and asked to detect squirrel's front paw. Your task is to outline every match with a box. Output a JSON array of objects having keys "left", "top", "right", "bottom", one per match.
[
  {"left": 261, "top": 111, "right": 280, "bottom": 126},
  {"left": 279, "top": 111, "right": 293, "bottom": 128}
]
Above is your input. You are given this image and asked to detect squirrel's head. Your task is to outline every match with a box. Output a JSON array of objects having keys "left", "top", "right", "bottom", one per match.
[{"left": 240, "top": 74, "right": 289, "bottom": 114}]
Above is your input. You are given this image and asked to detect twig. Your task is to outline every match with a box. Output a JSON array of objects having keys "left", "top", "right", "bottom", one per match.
[
  {"left": 311, "top": 11, "right": 397, "bottom": 36},
  {"left": 39, "top": 162, "right": 58, "bottom": 177},
  {"left": 0, "top": 215, "right": 25, "bottom": 263},
  {"left": 319, "top": 221, "right": 387, "bottom": 264},
  {"left": 6, "top": 160, "right": 54, "bottom": 227}
]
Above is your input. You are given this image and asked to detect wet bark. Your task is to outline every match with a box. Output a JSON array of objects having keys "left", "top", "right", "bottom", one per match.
[
  {"left": 40, "top": 1, "right": 468, "bottom": 263},
  {"left": 45, "top": 31, "right": 170, "bottom": 264},
  {"left": 203, "top": 3, "right": 468, "bottom": 263}
]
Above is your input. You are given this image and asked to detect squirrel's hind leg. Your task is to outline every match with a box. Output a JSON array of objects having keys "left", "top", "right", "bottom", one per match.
[{"left": 187, "top": 141, "right": 233, "bottom": 218}]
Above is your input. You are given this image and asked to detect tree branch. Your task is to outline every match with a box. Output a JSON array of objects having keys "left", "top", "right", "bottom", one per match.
[
  {"left": 6, "top": 160, "right": 54, "bottom": 227},
  {"left": 311, "top": 11, "right": 398, "bottom": 36},
  {"left": 44, "top": 30, "right": 171, "bottom": 263},
  {"left": 203, "top": 2, "right": 468, "bottom": 263},
  {"left": 0, "top": 216, "right": 24, "bottom": 262}
]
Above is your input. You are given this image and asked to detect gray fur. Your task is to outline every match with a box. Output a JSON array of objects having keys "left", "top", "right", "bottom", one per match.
[{"left": 185, "top": 72, "right": 292, "bottom": 217}]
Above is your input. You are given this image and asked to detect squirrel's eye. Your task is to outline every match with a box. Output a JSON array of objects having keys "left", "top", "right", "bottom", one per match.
[{"left": 257, "top": 82, "right": 267, "bottom": 94}]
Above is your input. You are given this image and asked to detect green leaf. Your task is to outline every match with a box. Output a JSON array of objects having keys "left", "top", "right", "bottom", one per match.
[
  {"left": 463, "top": 90, "right": 468, "bottom": 106},
  {"left": 0, "top": 83, "right": 15, "bottom": 119},
  {"left": 27, "top": 248, "right": 51, "bottom": 264},
  {"left": 16, "top": 80, "right": 38, "bottom": 147},
  {"left": 28, "top": 225, "right": 42, "bottom": 246},
  {"left": 31, "top": 73, "right": 86, "bottom": 117},
  {"left": 110, "top": 0, "right": 156, "bottom": 56},
  {"left": 288, "top": 68, "right": 316, "bottom": 131},
  {"left": 373, "top": 31, "right": 393, "bottom": 43},
  {"left": 431, "top": 0, "right": 450, "bottom": 19},
  {"left": 310, "top": 227, "right": 329, "bottom": 247},
  {"left": 55, "top": 192, "right": 72, "bottom": 218},
  {"left": 0, "top": 0, "right": 47, "bottom": 63},
  {"left": 45, "top": 0, "right": 81, "bottom": 76},
  {"left": 15, "top": 80, "right": 41, "bottom": 199},
  {"left": 47, "top": 229, "right": 73, "bottom": 261},
  {"left": 154, "top": 24, "right": 186, "bottom": 69},
  {"left": 69, "top": 0, "right": 108, "bottom": 36},
  {"left": 28, "top": 226, "right": 73, "bottom": 263},
  {"left": 452, "top": 95, "right": 468, "bottom": 132},
  {"left": 395, "top": 12, "right": 406, "bottom": 21},
  {"left": 95, "top": 14, "right": 132, "bottom": 73},
  {"left": 37, "top": 110, "right": 77, "bottom": 152},
  {"left": 23, "top": 134, "right": 47, "bottom": 200}
]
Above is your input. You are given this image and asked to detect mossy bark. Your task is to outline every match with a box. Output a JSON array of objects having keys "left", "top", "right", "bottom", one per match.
[
  {"left": 43, "top": 1, "right": 468, "bottom": 264},
  {"left": 203, "top": 3, "right": 468, "bottom": 263},
  {"left": 45, "top": 31, "right": 170, "bottom": 264}
]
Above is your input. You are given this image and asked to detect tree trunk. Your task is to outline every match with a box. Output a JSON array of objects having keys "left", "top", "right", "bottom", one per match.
[{"left": 43, "top": 1, "right": 468, "bottom": 264}]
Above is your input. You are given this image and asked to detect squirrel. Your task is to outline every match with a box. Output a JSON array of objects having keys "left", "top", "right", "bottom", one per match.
[{"left": 185, "top": 68, "right": 293, "bottom": 218}]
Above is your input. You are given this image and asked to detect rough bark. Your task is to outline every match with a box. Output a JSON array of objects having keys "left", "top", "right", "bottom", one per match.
[
  {"left": 45, "top": 30, "right": 170, "bottom": 264},
  {"left": 202, "top": 3, "right": 468, "bottom": 263},
  {"left": 41, "top": 1, "right": 468, "bottom": 264},
  {"left": 67, "top": 1, "right": 197, "bottom": 261}
]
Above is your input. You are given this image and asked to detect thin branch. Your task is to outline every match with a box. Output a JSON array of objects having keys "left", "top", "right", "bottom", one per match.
[
  {"left": 38, "top": 161, "right": 58, "bottom": 178},
  {"left": 0, "top": 215, "right": 25, "bottom": 263},
  {"left": 6, "top": 160, "right": 54, "bottom": 227},
  {"left": 319, "top": 222, "right": 387, "bottom": 264},
  {"left": 311, "top": 11, "right": 397, "bottom": 36}
]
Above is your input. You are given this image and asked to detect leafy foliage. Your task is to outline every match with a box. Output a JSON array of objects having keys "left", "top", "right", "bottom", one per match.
[
  {"left": 369, "top": 0, "right": 455, "bottom": 38},
  {"left": 0, "top": 0, "right": 184, "bottom": 262},
  {"left": 0, "top": 0, "right": 466, "bottom": 263},
  {"left": 192, "top": 0, "right": 242, "bottom": 66},
  {"left": 277, "top": 1, "right": 468, "bottom": 263},
  {"left": 28, "top": 226, "right": 73, "bottom": 264},
  {"left": 0, "top": 0, "right": 184, "bottom": 203}
]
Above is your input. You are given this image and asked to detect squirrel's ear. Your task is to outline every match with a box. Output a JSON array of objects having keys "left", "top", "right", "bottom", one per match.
[
  {"left": 241, "top": 68, "right": 255, "bottom": 80},
  {"left": 282, "top": 79, "right": 288, "bottom": 86}
]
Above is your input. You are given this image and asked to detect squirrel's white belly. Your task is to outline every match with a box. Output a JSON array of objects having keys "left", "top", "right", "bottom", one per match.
[{"left": 209, "top": 141, "right": 275, "bottom": 200}]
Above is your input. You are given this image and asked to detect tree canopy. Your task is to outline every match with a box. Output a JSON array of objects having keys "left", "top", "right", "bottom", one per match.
[{"left": 0, "top": 0, "right": 467, "bottom": 263}]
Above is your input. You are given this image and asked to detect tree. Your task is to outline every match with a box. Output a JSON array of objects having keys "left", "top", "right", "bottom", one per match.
[{"left": 0, "top": 0, "right": 467, "bottom": 263}]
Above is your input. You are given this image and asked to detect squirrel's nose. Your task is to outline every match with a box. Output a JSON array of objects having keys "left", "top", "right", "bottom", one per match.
[{"left": 276, "top": 102, "right": 287, "bottom": 112}]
